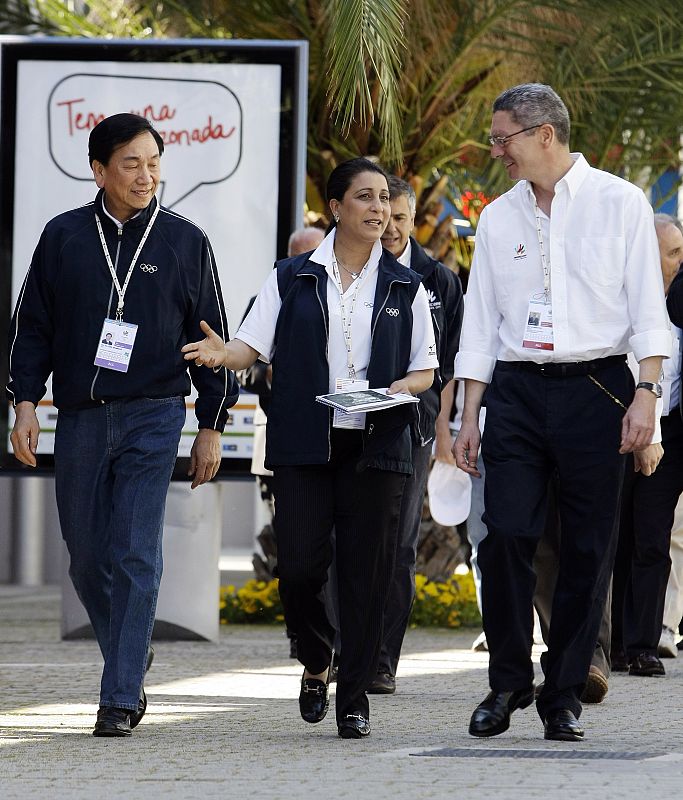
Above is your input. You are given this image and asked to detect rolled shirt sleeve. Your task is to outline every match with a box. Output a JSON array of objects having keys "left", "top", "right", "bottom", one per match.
[
  {"left": 235, "top": 269, "right": 281, "bottom": 362},
  {"left": 408, "top": 283, "right": 440, "bottom": 372},
  {"left": 624, "top": 190, "right": 672, "bottom": 362},
  {"left": 454, "top": 210, "right": 501, "bottom": 384}
]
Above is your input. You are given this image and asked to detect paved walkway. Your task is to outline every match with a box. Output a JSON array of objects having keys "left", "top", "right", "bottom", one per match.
[{"left": 0, "top": 586, "right": 681, "bottom": 799}]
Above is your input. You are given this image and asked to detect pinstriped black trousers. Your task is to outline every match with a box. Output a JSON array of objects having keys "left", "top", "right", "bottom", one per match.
[
  {"left": 274, "top": 428, "right": 407, "bottom": 724},
  {"left": 479, "top": 360, "right": 629, "bottom": 721}
]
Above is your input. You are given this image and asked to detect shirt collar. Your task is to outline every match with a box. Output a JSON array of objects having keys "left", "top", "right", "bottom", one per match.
[
  {"left": 524, "top": 152, "right": 590, "bottom": 205},
  {"left": 397, "top": 239, "right": 412, "bottom": 268},
  {"left": 100, "top": 193, "right": 144, "bottom": 228},
  {"left": 310, "top": 229, "right": 383, "bottom": 279}
]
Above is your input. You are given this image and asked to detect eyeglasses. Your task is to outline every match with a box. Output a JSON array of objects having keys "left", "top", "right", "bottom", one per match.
[{"left": 488, "top": 124, "right": 544, "bottom": 148}]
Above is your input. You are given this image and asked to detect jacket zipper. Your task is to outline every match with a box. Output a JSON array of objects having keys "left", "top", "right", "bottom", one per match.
[
  {"left": 366, "top": 277, "right": 410, "bottom": 445},
  {"left": 90, "top": 225, "right": 123, "bottom": 402},
  {"left": 311, "top": 273, "right": 331, "bottom": 462}
]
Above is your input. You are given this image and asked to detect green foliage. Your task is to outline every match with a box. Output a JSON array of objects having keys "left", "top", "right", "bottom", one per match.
[
  {"left": 409, "top": 571, "right": 481, "bottom": 629},
  {"left": 220, "top": 579, "right": 284, "bottom": 625},
  {"left": 4, "top": 1, "right": 683, "bottom": 203},
  {"left": 219, "top": 573, "right": 481, "bottom": 628}
]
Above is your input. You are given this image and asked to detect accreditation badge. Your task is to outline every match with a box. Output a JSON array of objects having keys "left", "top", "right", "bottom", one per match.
[
  {"left": 94, "top": 318, "right": 138, "bottom": 373},
  {"left": 332, "top": 377, "right": 369, "bottom": 430},
  {"left": 522, "top": 295, "right": 554, "bottom": 351}
]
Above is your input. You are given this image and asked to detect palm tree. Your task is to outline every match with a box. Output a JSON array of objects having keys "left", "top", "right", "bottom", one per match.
[{"left": 3, "top": 0, "right": 683, "bottom": 204}]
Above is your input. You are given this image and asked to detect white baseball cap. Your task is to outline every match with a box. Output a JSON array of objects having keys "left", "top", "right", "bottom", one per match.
[{"left": 427, "top": 460, "right": 472, "bottom": 526}]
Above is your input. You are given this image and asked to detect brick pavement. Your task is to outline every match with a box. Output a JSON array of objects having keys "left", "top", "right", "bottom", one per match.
[{"left": 0, "top": 586, "right": 681, "bottom": 799}]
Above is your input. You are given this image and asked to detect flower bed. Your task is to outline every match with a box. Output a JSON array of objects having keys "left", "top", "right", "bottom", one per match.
[{"left": 220, "top": 571, "right": 480, "bottom": 628}]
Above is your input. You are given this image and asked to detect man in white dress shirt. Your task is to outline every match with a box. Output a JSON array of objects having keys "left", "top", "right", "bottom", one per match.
[{"left": 453, "top": 83, "right": 671, "bottom": 741}]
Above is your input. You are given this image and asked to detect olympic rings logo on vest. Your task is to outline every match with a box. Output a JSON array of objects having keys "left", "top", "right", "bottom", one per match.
[
  {"left": 385, "top": 307, "right": 399, "bottom": 317},
  {"left": 139, "top": 263, "right": 158, "bottom": 273}
]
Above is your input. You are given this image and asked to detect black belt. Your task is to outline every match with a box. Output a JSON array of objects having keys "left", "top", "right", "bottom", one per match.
[{"left": 497, "top": 354, "right": 626, "bottom": 378}]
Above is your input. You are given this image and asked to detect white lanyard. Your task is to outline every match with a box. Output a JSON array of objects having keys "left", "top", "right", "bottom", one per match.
[
  {"left": 95, "top": 204, "right": 159, "bottom": 321},
  {"left": 332, "top": 256, "right": 368, "bottom": 380},
  {"left": 533, "top": 200, "right": 551, "bottom": 303}
]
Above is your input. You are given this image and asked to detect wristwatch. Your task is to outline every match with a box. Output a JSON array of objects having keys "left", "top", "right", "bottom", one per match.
[{"left": 635, "top": 381, "right": 663, "bottom": 398}]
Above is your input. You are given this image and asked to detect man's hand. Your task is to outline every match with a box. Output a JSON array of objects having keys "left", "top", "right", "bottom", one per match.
[
  {"left": 188, "top": 428, "right": 222, "bottom": 489},
  {"left": 634, "top": 442, "right": 663, "bottom": 476},
  {"left": 10, "top": 401, "right": 40, "bottom": 467},
  {"left": 620, "top": 390, "right": 657, "bottom": 453},
  {"left": 453, "top": 419, "right": 481, "bottom": 477},
  {"left": 182, "top": 320, "right": 227, "bottom": 369}
]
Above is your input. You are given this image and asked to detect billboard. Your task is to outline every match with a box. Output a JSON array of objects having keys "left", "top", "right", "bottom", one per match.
[{"left": 0, "top": 37, "right": 307, "bottom": 475}]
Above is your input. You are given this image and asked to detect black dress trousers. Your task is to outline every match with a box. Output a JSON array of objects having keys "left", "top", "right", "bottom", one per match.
[
  {"left": 377, "top": 438, "right": 433, "bottom": 677},
  {"left": 274, "top": 428, "right": 407, "bottom": 724},
  {"left": 478, "top": 359, "right": 630, "bottom": 720},
  {"left": 612, "top": 407, "right": 683, "bottom": 658}
]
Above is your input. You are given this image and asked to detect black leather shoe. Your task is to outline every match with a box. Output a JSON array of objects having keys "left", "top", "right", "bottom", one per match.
[
  {"left": 611, "top": 649, "right": 630, "bottom": 672},
  {"left": 338, "top": 713, "right": 371, "bottom": 738},
  {"left": 367, "top": 672, "right": 395, "bottom": 694},
  {"left": 130, "top": 646, "right": 155, "bottom": 729},
  {"left": 299, "top": 666, "right": 331, "bottom": 724},
  {"left": 93, "top": 707, "right": 132, "bottom": 737},
  {"left": 468, "top": 686, "right": 535, "bottom": 737},
  {"left": 629, "top": 652, "right": 665, "bottom": 677},
  {"left": 544, "top": 708, "right": 584, "bottom": 741}
]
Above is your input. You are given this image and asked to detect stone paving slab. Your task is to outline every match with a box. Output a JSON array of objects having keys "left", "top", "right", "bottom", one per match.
[{"left": 0, "top": 586, "right": 682, "bottom": 799}]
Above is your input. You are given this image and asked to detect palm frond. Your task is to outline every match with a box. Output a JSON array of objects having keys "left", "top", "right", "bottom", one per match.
[{"left": 323, "top": 0, "right": 408, "bottom": 161}]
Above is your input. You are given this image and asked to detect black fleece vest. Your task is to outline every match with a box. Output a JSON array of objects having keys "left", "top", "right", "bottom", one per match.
[{"left": 264, "top": 250, "right": 421, "bottom": 473}]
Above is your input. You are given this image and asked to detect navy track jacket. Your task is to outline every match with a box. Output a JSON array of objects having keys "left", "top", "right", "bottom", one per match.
[{"left": 7, "top": 190, "right": 237, "bottom": 431}]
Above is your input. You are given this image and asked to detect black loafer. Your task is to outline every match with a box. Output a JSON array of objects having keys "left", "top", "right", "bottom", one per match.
[
  {"left": 338, "top": 713, "right": 371, "bottom": 738},
  {"left": 468, "top": 686, "right": 535, "bottom": 737},
  {"left": 93, "top": 707, "right": 132, "bottom": 737},
  {"left": 299, "top": 663, "right": 332, "bottom": 724},
  {"left": 130, "top": 646, "right": 155, "bottom": 730},
  {"left": 544, "top": 708, "right": 584, "bottom": 741},
  {"left": 629, "top": 652, "right": 665, "bottom": 677},
  {"left": 367, "top": 672, "right": 395, "bottom": 694}
]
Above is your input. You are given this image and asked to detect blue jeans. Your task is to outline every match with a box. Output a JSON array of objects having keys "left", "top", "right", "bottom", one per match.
[{"left": 54, "top": 397, "right": 185, "bottom": 710}]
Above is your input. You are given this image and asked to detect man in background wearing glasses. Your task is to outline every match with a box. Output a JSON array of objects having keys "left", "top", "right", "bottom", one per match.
[{"left": 454, "top": 83, "right": 670, "bottom": 741}]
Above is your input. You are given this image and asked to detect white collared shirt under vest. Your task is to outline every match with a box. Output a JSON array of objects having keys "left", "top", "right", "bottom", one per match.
[{"left": 238, "top": 230, "right": 439, "bottom": 394}]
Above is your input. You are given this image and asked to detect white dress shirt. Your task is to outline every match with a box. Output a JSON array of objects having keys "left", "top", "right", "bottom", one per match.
[
  {"left": 455, "top": 154, "right": 671, "bottom": 384},
  {"left": 236, "top": 230, "right": 438, "bottom": 394},
  {"left": 397, "top": 239, "right": 412, "bottom": 268}
]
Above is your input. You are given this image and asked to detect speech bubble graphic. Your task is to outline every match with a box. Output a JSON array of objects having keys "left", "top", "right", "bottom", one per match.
[{"left": 47, "top": 74, "right": 242, "bottom": 207}]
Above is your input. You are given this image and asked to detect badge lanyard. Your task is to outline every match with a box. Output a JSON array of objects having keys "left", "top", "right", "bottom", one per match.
[
  {"left": 332, "top": 256, "right": 368, "bottom": 380},
  {"left": 95, "top": 204, "right": 160, "bottom": 321},
  {"left": 533, "top": 201, "right": 551, "bottom": 303}
]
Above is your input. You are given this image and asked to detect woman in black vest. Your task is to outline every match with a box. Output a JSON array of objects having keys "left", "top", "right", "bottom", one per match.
[{"left": 183, "top": 158, "right": 437, "bottom": 739}]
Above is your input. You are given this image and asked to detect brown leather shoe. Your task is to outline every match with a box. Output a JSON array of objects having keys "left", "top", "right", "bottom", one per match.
[{"left": 580, "top": 665, "right": 608, "bottom": 704}]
